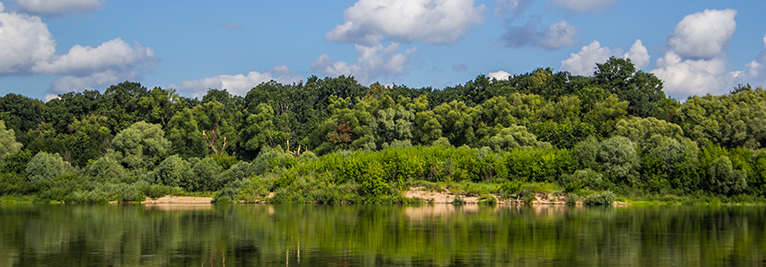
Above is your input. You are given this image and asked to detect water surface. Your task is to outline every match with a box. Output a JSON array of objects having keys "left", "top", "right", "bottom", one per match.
[{"left": 1, "top": 204, "right": 764, "bottom": 266}]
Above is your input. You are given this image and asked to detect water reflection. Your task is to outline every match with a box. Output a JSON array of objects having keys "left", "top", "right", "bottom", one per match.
[{"left": 0, "top": 204, "right": 764, "bottom": 266}]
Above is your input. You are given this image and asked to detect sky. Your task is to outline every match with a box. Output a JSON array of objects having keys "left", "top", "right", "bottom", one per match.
[{"left": 0, "top": 0, "right": 765, "bottom": 101}]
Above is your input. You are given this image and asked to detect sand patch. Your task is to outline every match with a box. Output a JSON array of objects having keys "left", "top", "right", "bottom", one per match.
[{"left": 403, "top": 186, "right": 632, "bottom": 207}]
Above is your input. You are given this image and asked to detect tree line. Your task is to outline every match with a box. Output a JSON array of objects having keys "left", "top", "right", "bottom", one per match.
[{"left": 0, "top": 57, "right": 765, "bottom": 203}]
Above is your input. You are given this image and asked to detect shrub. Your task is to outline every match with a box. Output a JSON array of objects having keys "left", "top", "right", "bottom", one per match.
[
  {"left": 583, "top": 191, "right": 616, "bottom": 206},
  {"left": 518, "top": 188, "right": 536, "bottom": 203},
  {"left": 566, "top": 193, "right": 579, "bottom": 206},
  {"left": 478, "top": 194, "right": 497, "bottom": 205},
  {"left": 451, "top": 195, "right": 465, "bottom": 205}
]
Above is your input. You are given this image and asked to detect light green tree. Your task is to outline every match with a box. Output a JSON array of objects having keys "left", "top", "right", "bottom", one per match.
[
  {"left": 83, "top": 155, "right": 128, "bottom": 182},
  {"left": 142, "top": 155, "right": 191, "bottom": 187},
  {"left": 0, "top": 120, "right": 22, "bottom": 161},
  {"left": 112, "top": 121, "right": 171, "bottom": 170},
  {"left": 598, "top": 136, "right": 639, "bottom": 184},
  {"left": 26, "top": 152, "right": 71, "bottom": 182}
]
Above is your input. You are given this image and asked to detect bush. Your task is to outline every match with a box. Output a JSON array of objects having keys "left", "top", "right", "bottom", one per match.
[
  {"left": 478, "top": 194, "right": 497, "bottom": 205},
  {"left": 451, "top": 195, "right": 465, "bottom": 205},
  {"left": 518, "top": 188, "right": 536, "bottom": 203},
  {"left": 583, "top": 191, "right": 616, "bottom": 206},
  {"left": 566, "top": 193, "right": 579, "bottom": 206}
]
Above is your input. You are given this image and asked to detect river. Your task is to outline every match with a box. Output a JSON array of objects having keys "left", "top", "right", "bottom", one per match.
[{"left": 0, "top": 203, "right": 764, "bottom": 266}]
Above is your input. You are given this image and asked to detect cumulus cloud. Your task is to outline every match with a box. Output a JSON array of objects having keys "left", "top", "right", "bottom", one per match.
[
  {"left": 494, "top": 0, "right": 535, "bottom": 17},
  {"left": 326, "top": 0, "right": 485, "bottom": 45},
  {"left": 500, "top": 17, "right": 579, "bottom": 50},
  {"left": 547, "top": 0, "right": 615, "bottom": 13},
  {"left": 560, "top": 41, "right": 612, "bottom": 75},
  {"left": 488, "top": 70, "right": 511, "bottom": 81},
  {"left": 311, "top": 43, "right": 416, "bottom": 84},
  {"left": 17, "top": 0, "right": 104, "bottom": 16},
  {"left": 0, "top": 5, "right": 158, "bottom": 95},
  {"left": 649, "top": 9, "right": 740, "bottom": 99},
  {"left": 622, "top": 39, "right": 651, "bottom": 68},
  {"left": 730, "top": 34, "right": 766, "bottom": 89},
  {"left": 0, "top": 4, "right": 56, "bottom": 73},
  {"left": 667, "top": 9, "right": 737, "bottom": 59},
  {"left": 560, "top": 39, "right": 650, "bottom": 76},
  {"left": 170, "top": 66, "right": 303, "bottom": 98},
  {"left": 32, "top": 38, "right": 156, "bottom": 76},
  {"left": 651, "top": 51, "right": 729, "bottom": 97}
]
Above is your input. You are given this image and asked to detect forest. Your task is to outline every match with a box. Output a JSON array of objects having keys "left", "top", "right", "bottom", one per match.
[{"left": 0, "top": 57, "right": 765, "bottom": 204}]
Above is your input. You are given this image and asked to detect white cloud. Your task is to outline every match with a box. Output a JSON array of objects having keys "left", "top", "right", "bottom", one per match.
[
  {"left": 500, "top": 17, "right": 579, "bottom": 50},
  {"left": 326, "top": 0, "right": 485, "bottom": 45},
  {"left": 651, "top": 51, "right": 729, "bottom": 97},
  {"left": 560, "top": 41, "right": 612, "bottom": 75},
  {"left": 647, "top": 9, "right": 742, "bottom": 99},
  {"left": 311, "top": 43, "right": 416, "bottom": 84},
  {"left": 547, "top": 0, "right": 615, "bottom": 13},
  {"left": 0, "top": 6, "right": 158, "bottom": 95},
  {"left": 560, "top": 39, "right": 650, "bottom": 76},
  {"left": 17, "top": 0, "right": 104, "bottom": 16},
  {"left": 488, "top": 70, "right": 511, "bottom": 81},
  {"left": 32, "top": 38, "right": 156, "bottom": 76},
  {"left": 494, "top": 0, "right": 534, "bottom": 17},
  {"left": 730, "top": 34, "right": 766, "bottom": 88},
  {"left": 667, "top": 9, "right": 737, "bottom": 59},
  {"left": 622, "top": 39, "right": 650, "bottom": 68},
  {"left": 50, "top": 69, "right": 137, "bottom": 94},
  {"left": 0, "top": 5, "right": 56, "bottom": 73},
  {"left": 170, "top": 66, "right": 303, "bottom": 98}
]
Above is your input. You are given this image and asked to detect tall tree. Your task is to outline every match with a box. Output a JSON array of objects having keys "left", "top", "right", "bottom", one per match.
[{"left": 594, "top": 57, "right": 666, "bottom": 118}]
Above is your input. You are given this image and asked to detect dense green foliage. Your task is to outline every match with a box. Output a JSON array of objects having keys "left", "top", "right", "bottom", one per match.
[{"left": 1, "top": 58, "right": 766, "bottom": 203}]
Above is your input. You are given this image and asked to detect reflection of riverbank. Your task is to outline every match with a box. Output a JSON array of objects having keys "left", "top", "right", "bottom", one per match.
[
  {"left": 403, "top": 204, "right": 581, "bottom": 220},
  {"left": 144, "top": 204, "right": 213, "bottom": 211},
  {"left": 142, "top": 196, "right": 214, "bottom": 211},
  {"left": 403, "top": 204, "right": 482, "bottom": 220},
  {"left": 142, "top": 196, "right": 213, "bottom": 204}
]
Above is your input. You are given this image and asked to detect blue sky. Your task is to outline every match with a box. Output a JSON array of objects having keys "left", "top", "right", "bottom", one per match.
[{"left": 0, "top": 0, "right": 765, "bottom": 101}]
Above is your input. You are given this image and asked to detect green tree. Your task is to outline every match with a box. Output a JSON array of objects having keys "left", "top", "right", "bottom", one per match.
[
  {"left": 166, "top": 108, "right": 207, "bottom": 158},
  {"left": 583, "top": 94, "right": 629, "bottom": 138},
  {"left": 26, "top": 152, "right": 71, "bottom": 182},
  {"left": 613, "top": 116, "right": 684, "bottom": 145},
  {"left": 483, "top": 124, "right": 550, "bottom": 152},
  {"left": 63, "top": 115, "right": 113, "bottom": 167},
  {"left": 574, "top": 136, "right": 601, "bottom": 171},
  {"left": 598, "top": 136, "right": 639, "bottom": 184},
  {"left": 706, "top": 155, "right": 747, "bottom": 195},
  {"left": 594, "top": 57, "right": 666, "bottom": 118},
  {"left": 0, "top": 120, "right": 22, "bottom": 161},
  {"left": 83, "top": 155, "right": 128, "bottom": 182},
  {"left": 142, "top": 155, "right": 191, "bottom": 188},
  {"left": 112, "top": 121, "right": 171, "bottom": 170},
  {"left": 240, "top": 103, "right": 290, "bottom": 158},
  {"left": 188, "top": 157, "right": 224, "bottom": 192}
]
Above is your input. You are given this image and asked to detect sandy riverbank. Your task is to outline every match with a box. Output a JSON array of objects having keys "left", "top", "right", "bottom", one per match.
[{"left": 403, "top": 186, "right": 631, "bottom": 206}]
